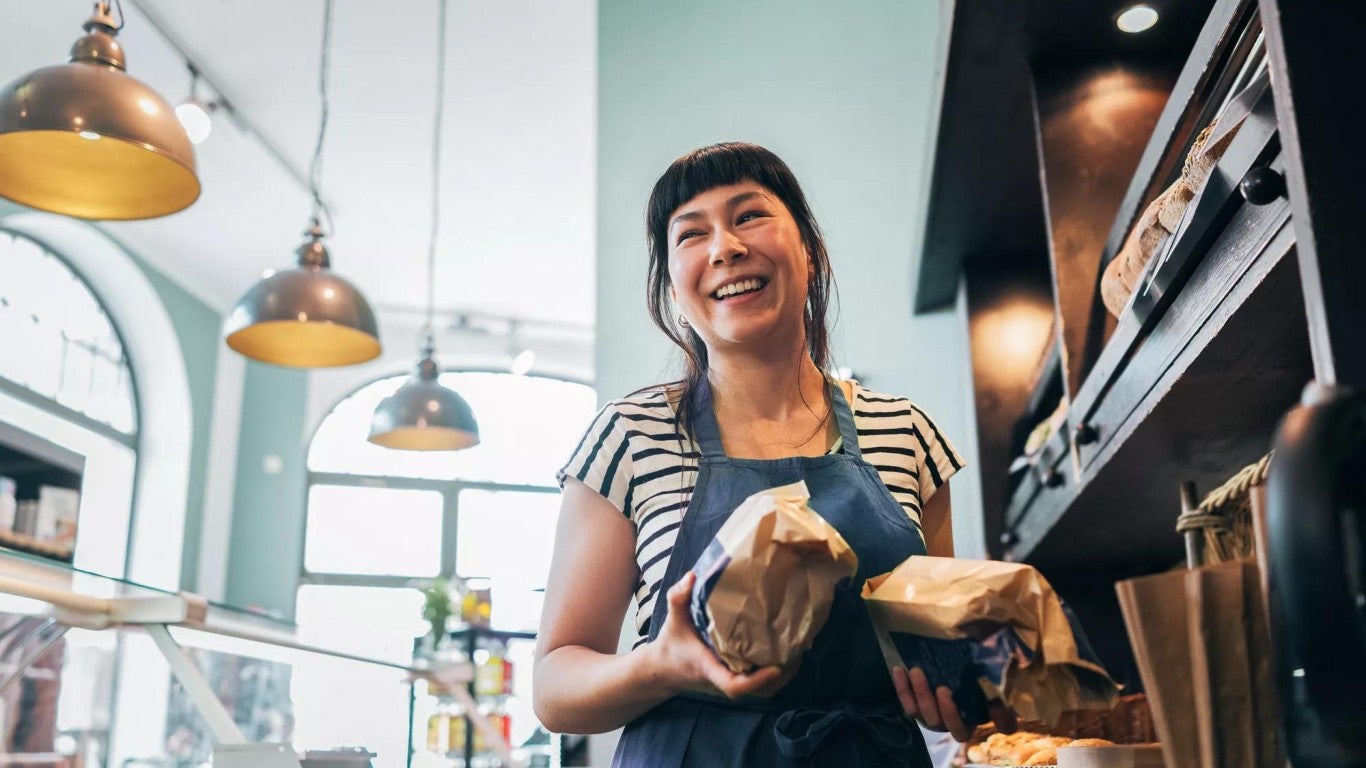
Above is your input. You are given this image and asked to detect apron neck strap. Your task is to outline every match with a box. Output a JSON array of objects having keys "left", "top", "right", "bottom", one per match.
[
  {"left": 688, "top": 375, "right": 862, "bottom": 459},
  {"left": 689, "top": 376, "right": 725, "bottom": 457},
  {"left": 830, "top": 380, "right": 862, "bottom": 459}
]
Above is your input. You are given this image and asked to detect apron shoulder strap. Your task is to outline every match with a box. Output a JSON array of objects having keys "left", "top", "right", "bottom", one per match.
[{"left": 830, "top": 379, "right": 862, "bottom": 460}]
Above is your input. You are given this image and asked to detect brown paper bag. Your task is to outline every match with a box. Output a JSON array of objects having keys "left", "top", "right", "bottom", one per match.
[
  {"left": 863, "top": 557, "right": 1119, "bottom": 725},
  {"left": 689, "top": 481, "right": 857, "bottom": 673},
  {"left": 1117, "top": 570, "right": 1201, "bottom": 768},
  {"left": 1116, "top": 561, "right": 1283, "bottom": 768}
]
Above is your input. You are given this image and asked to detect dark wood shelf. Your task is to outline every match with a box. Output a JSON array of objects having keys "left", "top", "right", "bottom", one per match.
[
  {"left": 920, "top": 0, "right": 1366, "bottom": 752},
  {"left": 1007, "top": 197, "right": 1307, "bottom": 569}
]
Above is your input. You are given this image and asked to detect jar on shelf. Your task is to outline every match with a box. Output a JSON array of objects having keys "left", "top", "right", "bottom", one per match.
[
  {"left": 461, "top": 578, "right": 492, "bottom": 628},
  {"left": 473, "top": 639, "right": 507, "bottom": 699},
  {"left": 425, "top": 697, "right": 456, "bottom": 755},
  {"left": 470, "top": 699, "right": 510, "bottom": 768}
]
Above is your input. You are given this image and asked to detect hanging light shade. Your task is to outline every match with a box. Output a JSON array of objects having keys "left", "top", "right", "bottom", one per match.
[
  {"left": 0, "top": 3, "right": 199, "bottom": 220},
  {"left": 368, "top": 347, "right": 479, "bottom": 451},
  {"left": 223, "top": 224, "right": 381, "bottom": 367}
]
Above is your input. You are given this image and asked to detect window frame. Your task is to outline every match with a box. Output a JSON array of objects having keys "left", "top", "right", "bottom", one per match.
[
  {"left": 0, "top": 227, "right": 141, "bottom": 447},
  {"left": 299, "top": 472, "right": 559, "bottom": 590},
  {"left": 298, "top": 369, "right": 589, "bottom": 593}
]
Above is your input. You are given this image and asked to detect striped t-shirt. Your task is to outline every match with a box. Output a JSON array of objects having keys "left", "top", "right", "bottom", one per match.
[{"left": 557, "top": 381, "right": 964, "bottom": 647}]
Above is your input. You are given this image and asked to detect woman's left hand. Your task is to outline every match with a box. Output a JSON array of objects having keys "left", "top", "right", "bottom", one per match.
[{"left": 890, "top": 665, "right": 1018, "bottom": 742}]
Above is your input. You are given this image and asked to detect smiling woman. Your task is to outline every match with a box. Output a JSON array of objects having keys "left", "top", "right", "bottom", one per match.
[{"left": 533, "top": 143, "right": 1007, "bottom": 768}]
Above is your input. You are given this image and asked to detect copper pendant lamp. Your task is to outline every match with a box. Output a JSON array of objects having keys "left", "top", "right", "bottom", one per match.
[
  {"left": 367, "top": 0, "right": 478, "bottom": 451},
  {"left": 222, "top": 0, "right": 380, "bottom": 368},
  {"left": 368, "top": 343, "right": 479, "bottom": 451},
  {"left": 223, "top": 222, "right": 381, "bottom": 367},
  {"left": 0, "top": 1, "right": 200, "bottom": 220}
]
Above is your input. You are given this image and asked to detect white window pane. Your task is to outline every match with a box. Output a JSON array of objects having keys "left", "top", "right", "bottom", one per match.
[
  {"left": 434, "top": 373, "right": 600, "bottom": 485},
  {"left": 304, "top": 486, "right": 443, "bottom": 576},
  {"left": 0, "top": 233, "right": 136, "bottom": 436},
  {"left": 58, "top": 336, "right": 95, "bottom": 412},
  {"left": 456, "top": 489, "right": 557, "bottom": 631}
]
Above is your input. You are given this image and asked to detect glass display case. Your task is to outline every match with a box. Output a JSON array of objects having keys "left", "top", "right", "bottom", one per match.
[{"left": 0, "top": 547, "right": 495, "bottom": 768}]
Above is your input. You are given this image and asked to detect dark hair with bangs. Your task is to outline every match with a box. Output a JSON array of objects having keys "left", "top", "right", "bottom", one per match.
[{"left": 645, "top": 142, "right": 836, "bottom": 435}]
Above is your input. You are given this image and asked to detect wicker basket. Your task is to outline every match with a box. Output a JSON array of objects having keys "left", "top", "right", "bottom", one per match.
[{"left": 1174, "top": 454, "right": 1272, "bottom": 565}]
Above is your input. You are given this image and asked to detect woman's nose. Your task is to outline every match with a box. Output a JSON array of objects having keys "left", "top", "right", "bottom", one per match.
[{"left": 708, "top": 228, "right": 747, "bottom": 266}]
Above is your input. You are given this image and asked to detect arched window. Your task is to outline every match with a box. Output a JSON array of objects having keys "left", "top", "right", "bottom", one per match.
[
  {"left": 295, "top": 370, "right": 597, "bottom": 765},
  {"left": 0, "top": 229, "right": 138, "bottom": 564}
]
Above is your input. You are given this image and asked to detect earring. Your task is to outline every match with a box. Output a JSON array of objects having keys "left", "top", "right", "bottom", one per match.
[{"left": 677, "top": 315, "right": 690, "bottom": 329}]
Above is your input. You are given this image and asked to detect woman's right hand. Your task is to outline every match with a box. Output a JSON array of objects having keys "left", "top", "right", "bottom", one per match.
[
  {"left": 648, "top": 572, "right": 785, "bottom": 699},
  {"left": 891, "top": 665, "right": 1018, "bottom": 742}
]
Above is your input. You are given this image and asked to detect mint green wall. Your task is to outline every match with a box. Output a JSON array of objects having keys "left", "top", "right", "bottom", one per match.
[
  {"left": 596, "top": 0, "right": 984, "bottom": 550},
  {"left": 223, "top": 362, "right": 309, "bottom": 619},
  {"left": 121, "top": 251, "right": 220, "bottom": 592}
]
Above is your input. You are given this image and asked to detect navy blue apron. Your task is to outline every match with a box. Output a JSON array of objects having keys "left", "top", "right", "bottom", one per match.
[{"left": 612, "top": 377, "right": 933, "bottom": 767}]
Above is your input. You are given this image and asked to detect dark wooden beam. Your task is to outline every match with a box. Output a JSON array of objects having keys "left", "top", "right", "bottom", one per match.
[
  {"left": 915, "top": 0, "right": 1041, "bottom": 313},
  {"left": 1259, "top": 0, "right": 1366, "bottom": 390}
]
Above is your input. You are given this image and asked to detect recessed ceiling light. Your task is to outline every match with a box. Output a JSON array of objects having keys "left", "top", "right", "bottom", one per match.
[{"left": 1116, "top": 4, "right": 1159, "bottom": 33}]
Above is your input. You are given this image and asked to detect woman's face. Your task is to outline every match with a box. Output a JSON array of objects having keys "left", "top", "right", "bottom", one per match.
[{"left": 667, "top": 181, "right": 812, "bottom": 353}]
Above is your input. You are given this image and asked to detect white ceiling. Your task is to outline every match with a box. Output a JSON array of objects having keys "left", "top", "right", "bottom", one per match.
[{"left": 1, "top": 0, "right": 597, "bottom": 329}]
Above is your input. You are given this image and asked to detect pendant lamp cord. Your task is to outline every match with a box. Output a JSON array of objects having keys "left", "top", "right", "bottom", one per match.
[
  {"left": 424, "top": 0, "right": 449, "bottom": 347},
  {"left": 307, "top": 0, "right": 336, "bottom": 235}
]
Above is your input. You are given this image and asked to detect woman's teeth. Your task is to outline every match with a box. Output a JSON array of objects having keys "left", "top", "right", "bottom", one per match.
[{"left": 712, "top": 277, "right": 766, "bottom": 300}]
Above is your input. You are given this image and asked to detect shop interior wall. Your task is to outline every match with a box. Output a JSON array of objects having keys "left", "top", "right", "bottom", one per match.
[
  {"left": 595, "top": 0, "right": 983, "bottom": 546},
  {"left": 0, "top": 199, "right": 222, "bottom": 592},
  {"left": 127, "top": 241, "right": 222, "bottom": 593},
  {"left": 223, "top": 362, "right": 310, "bottom": 618}
]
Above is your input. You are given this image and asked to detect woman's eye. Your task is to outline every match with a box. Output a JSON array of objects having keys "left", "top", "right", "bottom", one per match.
[
  {"left": 737, "top": 210, "right": 765, "bottom": 224},
  {"left": 676, "top": 230, "right": 702, "bottom": 244}
]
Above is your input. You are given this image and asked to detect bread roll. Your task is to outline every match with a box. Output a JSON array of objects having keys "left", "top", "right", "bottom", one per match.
[
  {"left": 1184, "top": 118, "right": 1243, "bottom": 192},
  {"left": 989, "top": 732, "right": 1038, "bottom": 760},
  {"left": 1021, "top": 746, "right": 1059, "bottom": 766},
  {"left": 1156, "top": 181, "right": 1194, "bottom": 233},
  {"left": 1102, "top": 242, "right": 1137, "bottom": 318}
]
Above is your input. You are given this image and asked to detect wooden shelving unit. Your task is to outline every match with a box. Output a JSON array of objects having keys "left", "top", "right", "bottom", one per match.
[{"left": 915, "top": 0, "right": 1366, "bottom": 699}]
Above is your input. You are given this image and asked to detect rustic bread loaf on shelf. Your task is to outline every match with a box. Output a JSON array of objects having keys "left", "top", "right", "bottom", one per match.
[{"left": 1099, "top": 111, "right": 1249, "bottom": 319}]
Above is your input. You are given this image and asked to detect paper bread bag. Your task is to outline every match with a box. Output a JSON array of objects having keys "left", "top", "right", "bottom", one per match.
[
  {"left": 864, "top": 556, "right": 1119, "bottom": 726},
  {"left": 689, "top": 481, "right": 858, "bottom": 673}
]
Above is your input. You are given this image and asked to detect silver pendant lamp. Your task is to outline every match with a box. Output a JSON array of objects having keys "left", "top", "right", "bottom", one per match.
[
  {"left": 222, "top": 0, "right": 381, "bottom": 368},
  {"left": 368, "top": 0, "right": 478, "bottom": 452},
  {"left": 0, "top": 1, "right": 200, "bottom": 220}
]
